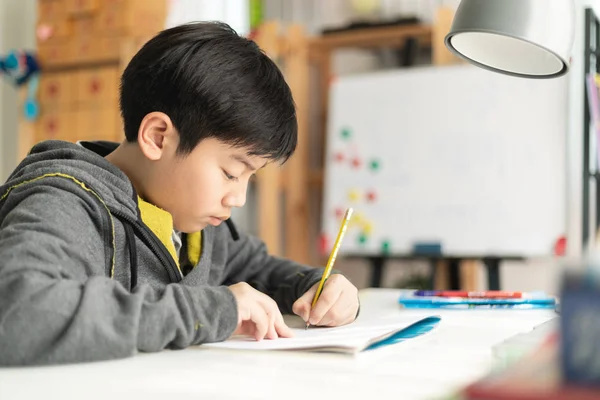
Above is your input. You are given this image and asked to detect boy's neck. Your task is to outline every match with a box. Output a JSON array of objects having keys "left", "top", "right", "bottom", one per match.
[{"left": 105, "top": 143, "right": 149, "bottom": 201}]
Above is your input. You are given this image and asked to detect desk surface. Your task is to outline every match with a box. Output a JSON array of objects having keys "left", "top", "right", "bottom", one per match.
[{"left": 0, "top": 289, "right": 557, "bottom": 400}]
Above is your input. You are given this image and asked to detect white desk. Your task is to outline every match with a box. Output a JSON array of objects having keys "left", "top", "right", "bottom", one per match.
[{"left": 0, "top": 289, "right": 557, "bottom": 400}]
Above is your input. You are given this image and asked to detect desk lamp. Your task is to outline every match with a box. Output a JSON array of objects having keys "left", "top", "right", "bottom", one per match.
[{"left": 444, "top": 0, "right": 574, "bottom": 79}]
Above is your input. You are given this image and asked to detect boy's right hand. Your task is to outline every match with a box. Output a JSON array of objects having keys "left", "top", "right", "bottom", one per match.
[{"left": 228, "top": 282, "right": 294, "bottom": 341}]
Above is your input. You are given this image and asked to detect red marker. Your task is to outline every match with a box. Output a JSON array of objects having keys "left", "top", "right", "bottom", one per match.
[
  {"left": 414, "top": 290, "right": 523, "bottom": 299},
  {"left": 554, "top": 236, "right": 567, "bottom": 256}
]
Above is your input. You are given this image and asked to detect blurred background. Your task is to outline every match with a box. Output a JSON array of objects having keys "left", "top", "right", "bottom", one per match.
[{"left": 1, "top": 0, "right": 598, "bottom": 295}]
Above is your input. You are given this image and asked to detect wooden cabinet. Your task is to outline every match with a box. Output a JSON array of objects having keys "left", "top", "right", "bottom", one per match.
[{"left": 20, "top": 0, "right": 167, "bottom": 158}]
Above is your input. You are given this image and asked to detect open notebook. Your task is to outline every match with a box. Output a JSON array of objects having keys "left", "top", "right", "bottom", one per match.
[{"left": 203, "top": 314, "right": 440, "bottom": 355}]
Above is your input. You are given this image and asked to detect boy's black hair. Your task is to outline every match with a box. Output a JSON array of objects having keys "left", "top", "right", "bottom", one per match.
[{"left": 119, "top": 21, "right": 297, "bottom": 163}]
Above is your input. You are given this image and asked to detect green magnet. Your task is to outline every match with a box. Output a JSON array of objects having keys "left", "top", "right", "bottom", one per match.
[
  {"left": 381, "top": 240, "right": 391, "bottom": 254},
  {"left": 341, "top": 127, "right": 351, "bottom": 140},
  {"left": 369, "top": 159, "right": 381, "bottom": 171},
  {"left": 358, "top": 233, "right": 368, "bottom": 245}
]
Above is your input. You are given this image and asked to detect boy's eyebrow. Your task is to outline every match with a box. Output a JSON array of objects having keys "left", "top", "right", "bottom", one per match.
[{"left": 230, "top": 154, "right": 264, "bottom": 171}]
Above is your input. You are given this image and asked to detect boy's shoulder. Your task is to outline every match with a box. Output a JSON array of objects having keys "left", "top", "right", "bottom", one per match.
[{"left": 4, "top": 140, "right": 137, "bottom": 216}]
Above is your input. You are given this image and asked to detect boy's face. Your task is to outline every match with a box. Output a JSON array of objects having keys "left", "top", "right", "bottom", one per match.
[{"left": 141, "top": 126, "right": 267, "bottom": 233}]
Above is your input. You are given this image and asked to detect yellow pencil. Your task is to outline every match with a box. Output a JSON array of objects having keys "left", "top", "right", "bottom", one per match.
[{"left": 306, "top": 207, "right": 353, "bottom": 329}]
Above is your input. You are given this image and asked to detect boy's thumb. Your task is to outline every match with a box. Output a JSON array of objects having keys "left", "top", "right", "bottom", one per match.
[
  {"left": 293, "top": 285, "right": 317, "bottom": 322},
  {"left": 292, "top": 297, "right": 310, "bottom": 322}
]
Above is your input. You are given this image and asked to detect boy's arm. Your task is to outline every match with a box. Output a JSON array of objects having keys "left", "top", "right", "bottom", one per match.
[
  {"left": 0, "top": 183, "right": 238, "bottom": 366},
  {"left": 224, "top": 229, "right": 331, "bottom": 314}
]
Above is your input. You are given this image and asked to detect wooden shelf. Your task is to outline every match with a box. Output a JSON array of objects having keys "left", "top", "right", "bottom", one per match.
[
  {"left": 309, "top": 24, "right": 432, "bottom": 53},
  {"left": 309, "top": 169, "right": 323, "bottom": 187},
  {"left": 41, "top": 59, "right": 120, "bottom": 73}
]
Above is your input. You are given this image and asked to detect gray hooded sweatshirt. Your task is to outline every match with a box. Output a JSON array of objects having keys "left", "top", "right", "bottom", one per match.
[{"left": 0, "top": 140, "right": 324, "bottom": 365}]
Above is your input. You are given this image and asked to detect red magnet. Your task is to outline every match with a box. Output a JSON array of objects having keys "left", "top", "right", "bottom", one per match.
[
  {"left": 318, "top": 233, "right": 330, "bottom": 256},
  {"left": 366, "top": 190, "right": 377, "bottom": 202}
]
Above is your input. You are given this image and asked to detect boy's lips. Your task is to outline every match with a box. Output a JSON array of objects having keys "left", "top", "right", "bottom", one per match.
[{"left": 208, "top": 216, "right": 229, "bottom": 226}]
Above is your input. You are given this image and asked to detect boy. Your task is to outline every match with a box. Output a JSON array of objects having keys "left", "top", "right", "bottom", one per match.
[{"left": 0, "top": 22, "right": 359, "bottom": 366}]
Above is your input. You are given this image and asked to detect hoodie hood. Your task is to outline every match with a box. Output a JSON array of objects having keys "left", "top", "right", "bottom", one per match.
[{"left": 5, "top": 140, "right": 139, "bottom": 220}]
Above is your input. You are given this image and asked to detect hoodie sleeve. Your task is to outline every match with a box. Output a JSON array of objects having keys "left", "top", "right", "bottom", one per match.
[
  {"left": 0, "top": 180, "right": 238, "bottom": 366},
  {"left": 223, "top": 230, "right": 328, "bottom": 314}
]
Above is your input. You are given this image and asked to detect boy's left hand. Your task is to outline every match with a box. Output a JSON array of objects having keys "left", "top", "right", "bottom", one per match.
[{"left": 292, "top": 274, "right": 359, "bottom": 327}]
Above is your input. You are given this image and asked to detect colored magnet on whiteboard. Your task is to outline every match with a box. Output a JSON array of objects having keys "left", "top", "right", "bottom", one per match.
[
  {"left": 333, "top": 152, "right": 345, "bottom": 162},
  {"left": 554, "top": 236, "right": 567, "bottom": 256},
  {"left": 358, "top": 233, "right": 368, "bottom": 245},
  {"left": 369, "top": 159, "right": 381, "bottom": 171},
  {"left": 366, "top": 190, "right": 377, "bottom": 202},
  {"left": 348, "top": 189, "right": 360, "bottom": 202},
  {"left": 381, "top": 240, "right": 391, "bottom": 254},
  {"left": 318, "top": 233, "right": 330, "bottom": 256},
  {"left": 349, "top": 213, "right": 363, "bottom": 229},
  {"left": 351, "top": 157, "right": 361, "bottom": 169},
  {"left": 353, "top": 212, "right": 364, "bottom": 224},
  {"left": 363, "top": 221, "right": 373, "bottom": 235},
  {"left": 334, "top": 207, "right": 345, "bottom": 219},
  {"left": 341, "top": 127, "right": 351, "bottom": 140}
]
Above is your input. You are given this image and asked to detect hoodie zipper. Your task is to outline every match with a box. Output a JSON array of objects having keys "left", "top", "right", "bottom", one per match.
[{"left": 109, "top": 207, "right": 182, "bottom": 283}]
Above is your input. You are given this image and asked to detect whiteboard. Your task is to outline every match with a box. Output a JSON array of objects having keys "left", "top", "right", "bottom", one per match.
[{"left": 321, "top": 64, "right": 567, "bottom": 258}]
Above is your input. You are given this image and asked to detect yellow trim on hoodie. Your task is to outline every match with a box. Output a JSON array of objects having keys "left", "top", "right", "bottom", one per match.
[
  {"left": 0, "top": 173, "right": 117, "bottom": 278},
  {"left": 0, "top": 174, "right": 203, "bottom": 280}
]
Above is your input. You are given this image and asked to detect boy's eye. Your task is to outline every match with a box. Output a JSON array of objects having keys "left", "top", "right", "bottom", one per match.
[{"left": 223, "top": 170, "right": 238, "bottom": 181}]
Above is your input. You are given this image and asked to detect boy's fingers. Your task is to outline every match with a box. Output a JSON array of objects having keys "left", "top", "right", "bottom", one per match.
[
  {"left": 309, "top": 284, "right": 342, "bottom": 325},
  {"left": 234, "top": 320, "right": 253, "bottom": 337},
  {"left": 315, "top": 289, "right": 359, "bottom": 327},
  {"left": 274, "top": 314, "right": 294, "bottom": 338},
  {"left": 318, "top": 305, "right": 346, "bottom": 327},
  {"left": 255, "top": 294, "right": 283, "bottom": 340},
  {"left": 252, "top": 307, "right": 269, "bottom": 341},
  {"left": 265, "top": 311, "right": 278, "bottom": 340},
  {"left": 319, "top": 319, "right": 335, "bottom": 327}
]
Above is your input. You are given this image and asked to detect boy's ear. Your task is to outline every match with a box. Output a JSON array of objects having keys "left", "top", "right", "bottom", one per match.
[{"left": 137, "top": 112, "right": 177, "bottom": 161}]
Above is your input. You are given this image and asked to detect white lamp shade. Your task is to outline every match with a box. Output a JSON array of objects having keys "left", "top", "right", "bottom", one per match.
[{"left": 445, "top": 0, "right": 574, "bottom": 78}]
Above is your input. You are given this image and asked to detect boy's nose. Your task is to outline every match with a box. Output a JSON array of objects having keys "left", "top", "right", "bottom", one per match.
[{"left": 223, "top": 190, "right": 246, "bottom": 208}]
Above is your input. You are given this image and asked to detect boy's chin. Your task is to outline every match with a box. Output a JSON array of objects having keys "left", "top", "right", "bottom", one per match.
[{"left": 173, "top": 221, "right": 210, "bottom": 233}]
